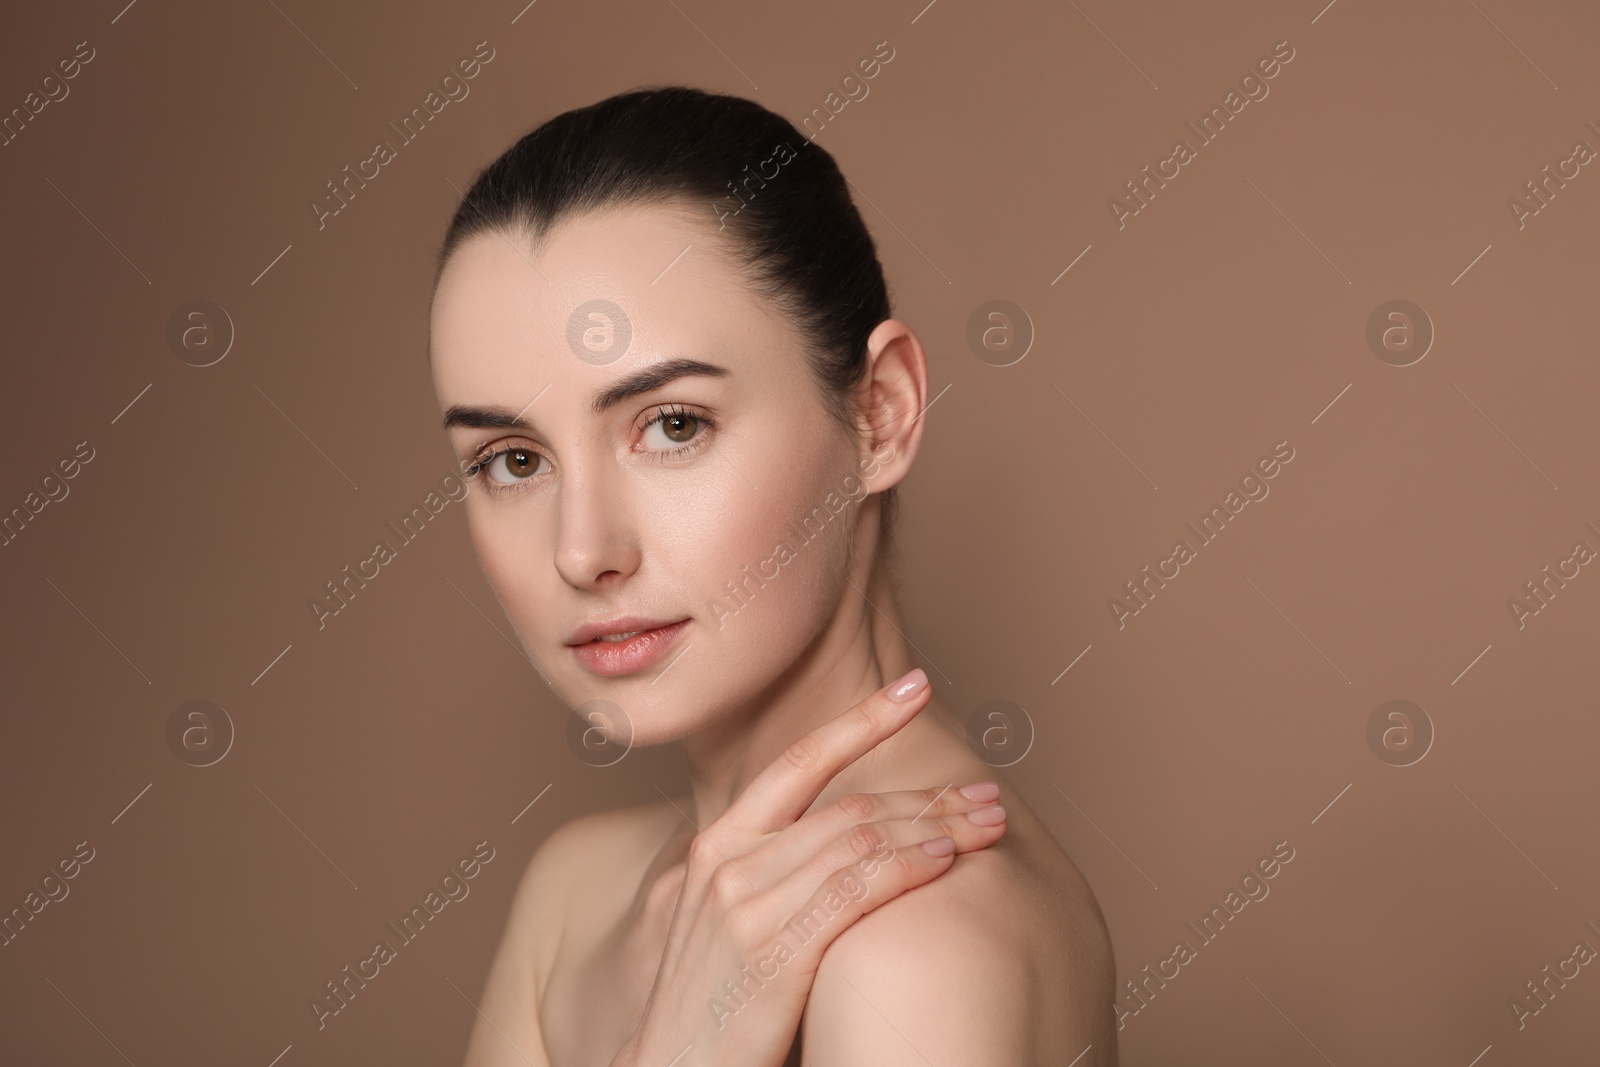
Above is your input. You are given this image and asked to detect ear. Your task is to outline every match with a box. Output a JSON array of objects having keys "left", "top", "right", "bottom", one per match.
[{"left": 852, "top": 318, "right": 927, "bottom": 491}]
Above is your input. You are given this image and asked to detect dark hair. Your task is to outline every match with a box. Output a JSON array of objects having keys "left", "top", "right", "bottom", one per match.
[{"left": 435, "top": 85, "right": 900, "bottom": 570}]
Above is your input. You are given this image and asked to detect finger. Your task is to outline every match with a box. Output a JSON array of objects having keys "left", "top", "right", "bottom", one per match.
[
  {"left": 796, "top": 810, "right": 1006, "bottom": 891},
  {"left": 759, "top": 830, "right": 968, "bottom": 973},
  {"left": 722, "top": 668, "right": 932, "bottom": 836},
  {"left": 751, "top": 812, "right": 1004, "bottom": 945},
  {"left": 748, "top": 781, "right": 1003, "bottom": 880}
]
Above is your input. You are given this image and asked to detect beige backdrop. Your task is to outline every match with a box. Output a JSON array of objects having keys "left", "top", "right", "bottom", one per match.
[{"left": 2, "top": 0, "right": 1597, "bottom": 1063}]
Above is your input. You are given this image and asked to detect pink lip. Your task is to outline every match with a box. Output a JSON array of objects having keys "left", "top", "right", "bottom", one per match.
[
  {"left": 565, "top": 615, "right": 689, "bottom": 646},
  {"left": 567, "top": 619, "right": 691, "bottom": 677}
]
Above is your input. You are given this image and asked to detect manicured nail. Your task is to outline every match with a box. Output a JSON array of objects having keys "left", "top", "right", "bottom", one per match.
[
  {"left": 921, "top": 835, "right": 956, "bottom": 857},
  {"left": 958, "top": 781, "right": 1000, "bottom": 803},
  {"left": 966, "top": 805, "right": 1006, "bottom": 827},
  {"left": 887, "top": 668, "right": 928, "bottom": 702}
]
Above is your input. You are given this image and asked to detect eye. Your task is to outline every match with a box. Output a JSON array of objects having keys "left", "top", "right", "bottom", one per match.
[
  {"left": 465, "top": 405, "right": 716, "bottom": 499},
  {"left": 639, "top": 405, "right": 713, "bottom": 456},
  {"left": 482, "top": 446, "right": 547, "bottom": 485}
]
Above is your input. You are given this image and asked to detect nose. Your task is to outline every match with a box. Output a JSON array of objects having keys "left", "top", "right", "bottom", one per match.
[{"left": 552, "top": 459, "right": 641, "bottom": 591}]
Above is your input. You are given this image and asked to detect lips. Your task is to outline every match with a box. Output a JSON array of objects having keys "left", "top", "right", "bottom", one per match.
[
  {"left": 565, "top": 615, "right": 690, "bottom": 646},
  {"left": 567, "top": 618, "right": 691, "bottom": 677}
]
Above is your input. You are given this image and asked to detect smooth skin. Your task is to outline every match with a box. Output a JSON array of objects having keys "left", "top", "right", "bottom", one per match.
[
  {"left": 431, "top": 200, "right": 1118, "bottom": 1066},
  {"left": 614, "top": 669, "right": 1007, "bottom": 1066}
]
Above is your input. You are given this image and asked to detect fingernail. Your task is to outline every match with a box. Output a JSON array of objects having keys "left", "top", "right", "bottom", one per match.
[
  {"left": 921, "top": 835, "right": 956, "bottom": 857},
  {"left": 966, "top": 804, "right": 1006, "bottom": 826},
  {"left": 887, "top": 668, "right": 928, "bottom": 702},
  {"left": 958, "top": 781, "right": 1000, "bottom": 803}
]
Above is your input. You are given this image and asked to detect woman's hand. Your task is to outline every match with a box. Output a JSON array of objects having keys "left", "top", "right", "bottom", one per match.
[{"left": 609, "top": 668, "right": 1009, "bottom": 1067}]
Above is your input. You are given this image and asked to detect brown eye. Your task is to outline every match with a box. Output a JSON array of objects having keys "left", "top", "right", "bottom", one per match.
[
  {"left": 642, "top": 411, "right": 705, "bottom": 451},
  {"left": 486, "top": 448, "right": 546, "bottom": 484},
  {"left": 663, "top": 414, "right": 697, "bottom": 442}
]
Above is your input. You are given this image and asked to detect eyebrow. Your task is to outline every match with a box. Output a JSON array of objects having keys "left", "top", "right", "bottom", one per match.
[{"left": 441, "top": 357, "right": 731, "bottom": 431}]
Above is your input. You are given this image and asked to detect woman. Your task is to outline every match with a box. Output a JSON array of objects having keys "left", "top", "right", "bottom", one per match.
[{"left": 429, "top": 86, "right": 1117, "bottom": 1066}]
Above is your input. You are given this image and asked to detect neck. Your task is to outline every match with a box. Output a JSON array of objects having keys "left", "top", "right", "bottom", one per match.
[{"left": 676, "top": 527, "right": 949, "bottom": 829}]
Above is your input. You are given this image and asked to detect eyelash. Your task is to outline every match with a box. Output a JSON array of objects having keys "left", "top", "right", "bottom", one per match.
[{"left": 464, "top": 404, "right": 717, "bottom": 497}]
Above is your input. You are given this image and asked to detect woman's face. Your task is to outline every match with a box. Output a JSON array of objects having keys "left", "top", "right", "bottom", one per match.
[{"left": 429, "top": 201, "right": 882, "bottom": 745}]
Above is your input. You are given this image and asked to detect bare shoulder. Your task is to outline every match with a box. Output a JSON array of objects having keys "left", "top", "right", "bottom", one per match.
[
  {"left": 460, "top": 797, "right": 680, "bottom": 1067},
  {"left": 525, "top": 797, "right": 682, "bottom": 896},
  {"left": 517, "top": 796, "right": 684, "bottom": 964},
  {"left": 800, "top": 806, "right": 1119, "bottom": 1066}
]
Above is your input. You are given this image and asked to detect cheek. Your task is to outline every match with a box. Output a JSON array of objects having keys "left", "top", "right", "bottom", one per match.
[
  {"left": 466, "top": 503, "right": 545, "bottom": 626},
  {"left": 695, "top": 462, "right": 858, "bottom": 648}
]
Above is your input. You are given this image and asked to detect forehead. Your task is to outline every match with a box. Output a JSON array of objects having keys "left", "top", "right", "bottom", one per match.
[{"left": 429, "top": 202, "right": 803, "bottom": 409}]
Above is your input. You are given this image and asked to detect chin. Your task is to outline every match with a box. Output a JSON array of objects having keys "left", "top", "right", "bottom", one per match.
[{"left": 548, "top": 660, "right": 712, "bottom": 743}]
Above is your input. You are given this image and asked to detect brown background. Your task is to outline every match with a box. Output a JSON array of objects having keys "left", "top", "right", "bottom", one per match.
[{"left": 2, "top": 0, "right": 1597, "bottom": 1063}]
